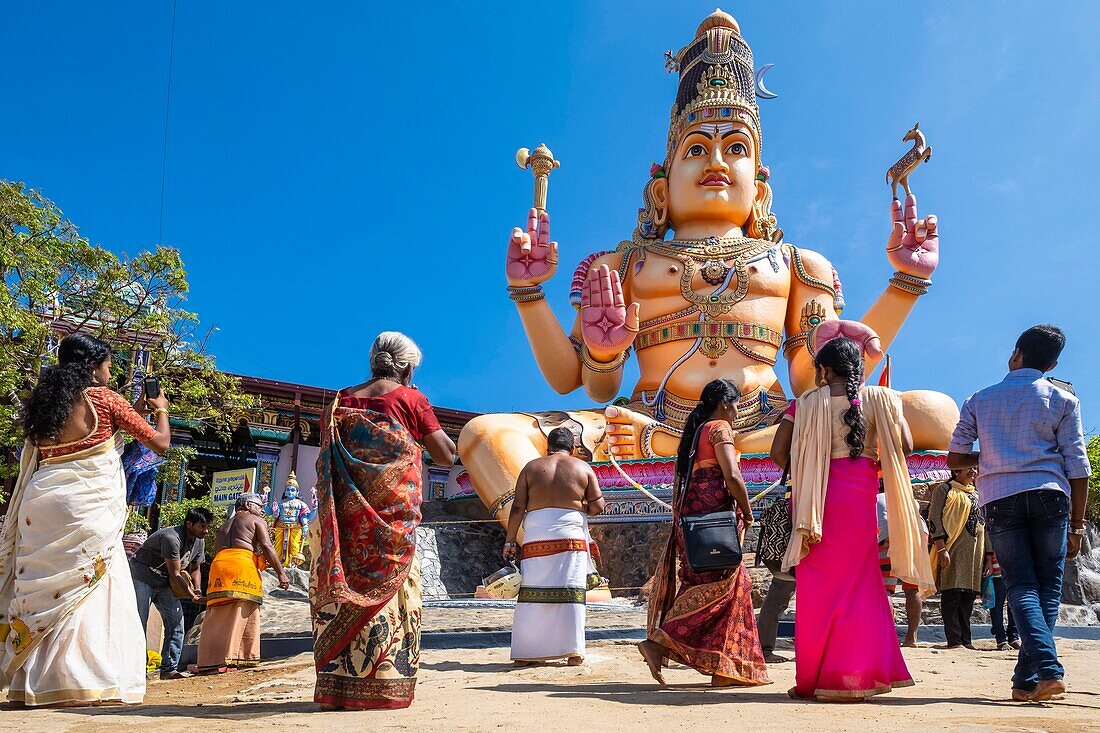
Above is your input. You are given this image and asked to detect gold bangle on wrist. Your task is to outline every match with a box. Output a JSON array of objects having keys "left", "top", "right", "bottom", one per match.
[
  {"left": 508, "top": 285, "right": 545, "bottom": 304},
  {"left": 888, "top": 271, "right": 932, "bottom": 296},
  {"left": 580, "top": 345, "right": 628, "bottom": 373},
  {"left": 152, "top": 407, "right": 170, "bottom": 417}
]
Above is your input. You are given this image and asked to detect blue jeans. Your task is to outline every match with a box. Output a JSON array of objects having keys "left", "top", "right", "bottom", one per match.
[
  {"left": 133, "top": 577, "right": 185, "bottom": 673},
  {"left": 990, "top": 576, "right": 1018, "bottom": 644},
  {"left": 984, "top": 489, "right": 1068, "bottom": 690}
]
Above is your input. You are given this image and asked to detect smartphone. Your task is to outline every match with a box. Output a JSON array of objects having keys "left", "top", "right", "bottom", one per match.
[
  {"left": 1047, "top": 377, "right": 1075, "bottom": 396},
  {"left": 143, "top": 376, "right": 161, "bottom": 399}
]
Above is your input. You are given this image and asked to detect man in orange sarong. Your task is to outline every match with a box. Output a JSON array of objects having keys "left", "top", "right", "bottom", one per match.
[{"left": 196, "top": 493, "right": 289, "bottom": 674}]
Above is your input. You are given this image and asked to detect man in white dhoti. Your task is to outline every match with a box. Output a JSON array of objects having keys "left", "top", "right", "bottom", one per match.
[{"left": 504, "top": 428, "right": 606, "bottom": 665}]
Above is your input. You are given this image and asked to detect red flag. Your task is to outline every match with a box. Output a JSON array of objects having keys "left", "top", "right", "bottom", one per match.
[{"left": 878, "top": 354, "right": 892, "bottom": 388}]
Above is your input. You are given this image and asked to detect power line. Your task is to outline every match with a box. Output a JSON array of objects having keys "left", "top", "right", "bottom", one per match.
[{"left": 157, "top": 0, "right": 178, "bottom": 246}]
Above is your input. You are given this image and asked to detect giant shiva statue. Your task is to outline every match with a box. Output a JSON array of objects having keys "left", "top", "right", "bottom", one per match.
[{"left": 459, "top": 10, "right": 958, "bottom": 523}]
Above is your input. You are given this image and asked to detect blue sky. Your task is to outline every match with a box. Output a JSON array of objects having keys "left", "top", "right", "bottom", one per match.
[{"left": 3, "top": 2, "right": 1098, "bottom": 431}]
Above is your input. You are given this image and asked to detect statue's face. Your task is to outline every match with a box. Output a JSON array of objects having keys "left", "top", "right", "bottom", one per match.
[
  {"left": 666, "top": 120, "right": 759, "bottom": 229},
  {"left": 283, "top": 486, "right": 299, "bottom": 501}
]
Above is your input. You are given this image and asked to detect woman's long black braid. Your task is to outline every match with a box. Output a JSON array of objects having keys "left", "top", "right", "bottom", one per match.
[
  {"left": 674, "top": 378, "right": 740, "bottom": 493},
  {"left": 814, "top": 337, "right": 867, "bottom": 459},
  {"left": 22, "top": 333, "right": 111, "bottom": 445}
]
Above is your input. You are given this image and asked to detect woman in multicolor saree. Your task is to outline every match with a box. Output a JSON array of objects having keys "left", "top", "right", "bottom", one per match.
[
  {"left": 311, "top": 332, "right": 457, "bottom": 711},
  {"left": 772, "top": 337, "right": 935, "bottom": 702},
  {"left": 640, "top": 379, "right": 770, "bottom": 688},
  {"left": 0, "top": 334, "right": 172, "bottom": 707}
]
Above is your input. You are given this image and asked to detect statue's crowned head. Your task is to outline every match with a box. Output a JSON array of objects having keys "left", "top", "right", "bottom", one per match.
[
  {"left": 638, "top": 9, "right": 778, "bottom": 241},
  {"left": 283, "top": 471, "right": 300, "bottom": 501}
]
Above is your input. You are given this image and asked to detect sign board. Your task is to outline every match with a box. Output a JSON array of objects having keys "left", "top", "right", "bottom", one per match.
[{"left": 211, "top": 468, "right": 257, "bottom": 507}]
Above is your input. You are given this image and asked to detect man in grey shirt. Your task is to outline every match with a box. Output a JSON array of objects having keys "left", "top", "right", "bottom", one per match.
[{"left": 130, "top": 507, "right": 213, "bottom": 679}]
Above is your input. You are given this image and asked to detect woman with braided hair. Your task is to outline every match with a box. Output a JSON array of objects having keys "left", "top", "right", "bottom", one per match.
[
  {"left": 771, "top": 337, "right": 935, "bottom": 701},
  {"left": 0, "top": 333, "right": 172, "bottom": 706},
  {"left": 640, "top": 379, "right": 770, "bottom": 688}
]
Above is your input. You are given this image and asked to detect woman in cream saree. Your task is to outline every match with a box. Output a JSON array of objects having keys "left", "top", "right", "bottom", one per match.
[{"left": 0, "top": 334, "right": 171, "bottom": 706}]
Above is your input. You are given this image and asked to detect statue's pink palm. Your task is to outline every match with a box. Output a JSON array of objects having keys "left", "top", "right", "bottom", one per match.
[
  {"left": 506, "top": 207, "right": 558, "bottom": 286},
  {"left": 887, "top": 194, "right": 939, "bottom": 279},
  {"left": 581, "top": 264, "right": 640, "bottom": 361},
  {"left": 812, "top": 320, "right": 884, "bottom": 360}
]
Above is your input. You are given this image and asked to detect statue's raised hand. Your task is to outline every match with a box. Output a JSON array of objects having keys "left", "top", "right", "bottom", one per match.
[
  {"left": 506, "top": 208, "right": 558, "bottom": 287},
  {"left": 811, "top": 320, "right": 884, "bottom": 361},
  {"left": 581, "top": 264, "right": 640, "bottom": 362},
  {"left": 887, "top": 194, "right": 938, "bottom": 279}
]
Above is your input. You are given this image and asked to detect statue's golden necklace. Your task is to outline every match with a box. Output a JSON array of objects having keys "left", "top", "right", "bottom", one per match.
[{"left": 639, "top": 235, "right": 775, "bottom": 318}]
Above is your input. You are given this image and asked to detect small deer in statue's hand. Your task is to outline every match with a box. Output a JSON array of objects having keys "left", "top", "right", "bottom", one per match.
[{"left": 887, "top": 123, "right": 932, "bottom": 200}]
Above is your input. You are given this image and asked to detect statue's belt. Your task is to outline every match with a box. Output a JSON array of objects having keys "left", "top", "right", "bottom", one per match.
[
  {"left": 628, "top": 385, "right": 788, "bottom": 433},
  {"left": 634, "top": 321, "right": 782, "bottom": 352}
]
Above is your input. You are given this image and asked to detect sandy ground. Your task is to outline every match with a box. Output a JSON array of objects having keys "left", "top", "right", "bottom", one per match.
[{"left": 3, "top": 636, "right": 1099, "bottom": 733}]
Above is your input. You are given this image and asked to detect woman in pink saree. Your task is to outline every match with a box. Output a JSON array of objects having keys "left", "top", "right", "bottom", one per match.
[{"left": 771, "top": 338, "right": 934, "bottom": 701}]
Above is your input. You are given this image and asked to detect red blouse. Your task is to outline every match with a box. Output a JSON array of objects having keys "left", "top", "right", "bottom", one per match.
[
  {"left": 37, "top": 387, "right": 159, "bottom": 461},
  {"left": 338, "top": 385, "right": 442, "bottom": 442}
]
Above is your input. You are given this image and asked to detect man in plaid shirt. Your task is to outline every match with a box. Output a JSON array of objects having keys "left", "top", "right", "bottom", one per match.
[{"left": 948, "top": 324, "right": 1090, "bottom": 702}]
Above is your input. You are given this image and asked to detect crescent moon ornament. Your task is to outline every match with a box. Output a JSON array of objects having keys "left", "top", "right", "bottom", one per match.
[
  {"left": 755, "top": 63, "right": 778, "bottom": 100},
  {"left": 515, "top": 147, "right": 531, "bottom": 169}
]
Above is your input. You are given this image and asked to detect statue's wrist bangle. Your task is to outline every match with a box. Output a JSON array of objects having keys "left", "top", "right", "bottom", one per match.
[
  {"left": 504, "top": 541, "right": 519, "bottom": 548},
  {"left": 889, "top": 271, "right": 932, "bottom": 296},
  {"left": 581, "top": 345, "right": 628, "bottom": 373},
  {"left": 508, "top": 284, "right": 544, "bottom": 303}
]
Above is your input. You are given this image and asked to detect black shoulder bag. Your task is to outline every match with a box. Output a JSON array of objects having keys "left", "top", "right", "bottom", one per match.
[{"left": 677, "top": 426, "right": 743, "bottom": 573}]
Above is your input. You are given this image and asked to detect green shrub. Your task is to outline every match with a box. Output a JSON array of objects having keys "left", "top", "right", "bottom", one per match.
[
  {"left": 159, "top": 497, "right": 227, "bottom": 530},
  {"left": 124, "top": 510, "right": 150, "bottom": 534}
]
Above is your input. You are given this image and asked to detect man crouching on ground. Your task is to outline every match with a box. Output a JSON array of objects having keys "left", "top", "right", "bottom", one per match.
[
  {"left": 504, "top": 427, "right": 606, "bottom": 666},
  {"left": 196, "top": 492, "right": 289, "bottom": 674}
]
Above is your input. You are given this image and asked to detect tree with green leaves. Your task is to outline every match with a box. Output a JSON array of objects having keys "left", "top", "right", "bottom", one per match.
[{"left": 1, "top": 180, "right": 253, "bottom": 497}]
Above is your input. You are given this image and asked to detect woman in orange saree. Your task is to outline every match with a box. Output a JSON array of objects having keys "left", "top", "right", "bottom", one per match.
[
  {"left": 640, "top": 379, "right": 770, "bottom": 688},
  {"left": 310, "top": 332, "right": 456, "bottom": 711}
]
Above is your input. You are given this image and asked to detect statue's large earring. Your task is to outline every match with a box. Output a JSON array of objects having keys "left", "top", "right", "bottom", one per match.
[
  {"left": 751, "top": 178, "right": 781, "bottom": 242},
  {"left": 636, "top": 169, "right": 669, "bottom": 240}
]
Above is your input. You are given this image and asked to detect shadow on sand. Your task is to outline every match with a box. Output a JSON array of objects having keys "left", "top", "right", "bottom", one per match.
[
  {"left": 46, "top": 701, "right": 318, "bottom": 719},
  {"left": 470, "top": 682, "right": 1070, "bottom": 709}
]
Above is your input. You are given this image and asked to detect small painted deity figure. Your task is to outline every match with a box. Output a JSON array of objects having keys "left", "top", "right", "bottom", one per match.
[{"left": 268, "top": 472, "right": 310, "bottom": 567}]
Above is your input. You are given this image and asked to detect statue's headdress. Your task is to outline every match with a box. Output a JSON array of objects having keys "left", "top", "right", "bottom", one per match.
[
  {"left": 285, "top": 472, "right": 299, "bottom": 489},
  {"left": 636, "top": 9, "right": 780, "bottom": 241},
  {"left": 665, "top": 10, "right": 768, "bottom": 162}
]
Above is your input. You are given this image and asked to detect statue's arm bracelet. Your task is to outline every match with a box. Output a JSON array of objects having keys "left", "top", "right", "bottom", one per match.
[
  {"left": 888, "top": 272, "right": 932, "bottom": 296},
  {"left": 580, "top": 345, "right": 628, "bottom": 373},
  {"left": 782, "top": 331, "right": 810, "bottom": 356}
]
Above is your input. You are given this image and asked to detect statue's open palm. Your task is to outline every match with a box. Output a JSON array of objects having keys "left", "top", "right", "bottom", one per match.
[
  {"left": 506, "top": 208, "right": 558, "bottom": 287},
  {"left": 887, "top": 194, "right": 939, "bottom": 279},
  {"left": 581, "top": 264, "right": 639, "bottom": 361}
]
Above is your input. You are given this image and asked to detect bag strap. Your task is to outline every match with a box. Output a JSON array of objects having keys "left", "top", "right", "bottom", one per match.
[{"left": 675, "top": 424, "right": 704, "bottom": 516}]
